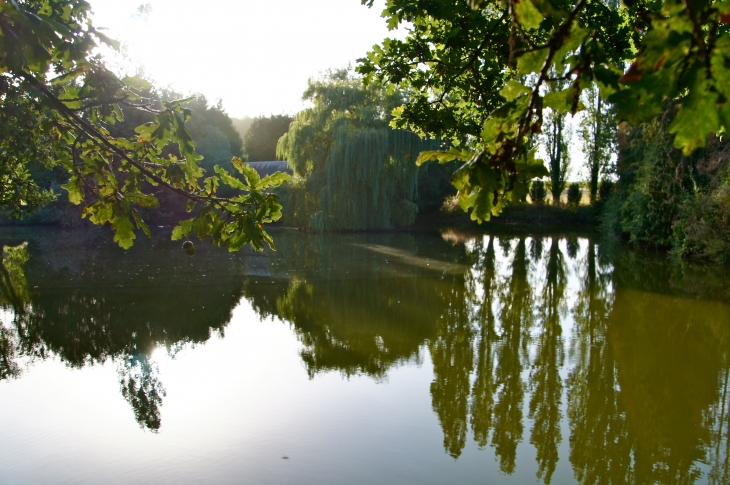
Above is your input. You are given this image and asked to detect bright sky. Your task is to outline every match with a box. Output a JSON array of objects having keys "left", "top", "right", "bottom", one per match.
[{"left": 90, "top": 0, "right": 396, "bottom": 118}]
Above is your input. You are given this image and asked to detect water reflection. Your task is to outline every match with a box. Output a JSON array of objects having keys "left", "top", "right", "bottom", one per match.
[
  {"left": 1, "top": 228, "right": 730, "bottom": 483},
  {"left": 242, "top": 230, "right": 730, "bottom": 484},
  {"left": 0, "top": 229, "right": 254, "bottom": 431}
]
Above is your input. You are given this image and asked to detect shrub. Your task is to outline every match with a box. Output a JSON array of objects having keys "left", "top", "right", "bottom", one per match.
[
  {"left": 675, "top": 179, "right": 730, "bottom": 262},
  {"left": 529, "top": 179, "right": 547, "bottom": 205},
  {"left": 598, "top": 180, "right": 615, "bottom": 201},
  {"left": 567, "top": 183, "right": 582, "bottom": 208}
]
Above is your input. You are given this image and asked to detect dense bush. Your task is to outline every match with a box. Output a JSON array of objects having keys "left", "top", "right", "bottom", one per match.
[
  {"left": 606, "top": 106, "right": 730, "bottom": 261},
  {"left": 598, "top": 180, "right": 614, "bottom": 201},
  {"left": 673, "top": 145, "right": 730, "bottom": 262},
  {"left": 567, "top": 183, "right": 582, "bottom": 208},
  {"left": 529, "top": 180, "right": 547, "bottom": 205},
  {"left": 416, "top": 161, "right": 458, "bottom": 213}
]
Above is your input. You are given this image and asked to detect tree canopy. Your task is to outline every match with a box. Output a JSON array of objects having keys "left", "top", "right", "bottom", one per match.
[
  {"left": 358, "top": 0, "right": 730, "bottom": 222},
  {"left": 0, "top": 0, "right": 289, "bottom": 250},
  {"left": 244, "top": 115, "right": 293, "bottom": 162},
  {"left": 276, "top": 70, "right": 443, "bottom": 230}
]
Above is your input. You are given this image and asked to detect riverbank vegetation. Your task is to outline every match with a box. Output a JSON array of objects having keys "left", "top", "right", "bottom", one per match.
[
  {"left": 606, "top": 108, "right": 730, "bottom": 262},
  {"left": 2, "top": 0, "right": 730, "bottom": 261},
  {"left": 353, "top": 0, "right": 730, "bottom": 262},
  {"left": 276, "top": 70, "right": 455, "bottom": 230}
]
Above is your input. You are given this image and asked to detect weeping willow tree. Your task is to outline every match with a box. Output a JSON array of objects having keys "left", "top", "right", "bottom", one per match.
[{"left": 277, "top": 70, "right": 441, "bottom": 231}]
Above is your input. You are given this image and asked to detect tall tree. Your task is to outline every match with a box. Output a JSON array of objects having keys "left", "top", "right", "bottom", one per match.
[
  {"left": 429, "top": 272, "right": 474, "bottom": 458},
  {"left": 567, "top": 242, "right": 631, "bottom": 485},
  {"left": 542, "top": 105, "right": 571, "bottom": 206},
  {"left": 277, "top": 70, "right": 440, "bottom": 230},
  {"left": 0, "top": 76, "right": 62, "bottom": 217},
  {"left": 244, "top": 114, "right": 293, "bottom": 161},
  {"left": 492, "top": 238, "right": 533, "bottom": 473},
  {"left": 579, "top": 85, "right": 617, "bottom": 203},
  {"left": 469, "top": 236, "right": 499, "bottom": 450}
]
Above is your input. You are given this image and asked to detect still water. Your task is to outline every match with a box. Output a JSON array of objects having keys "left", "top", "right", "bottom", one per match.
[{"left": 1, "top": 226, "right": 729, "bottom": 484}]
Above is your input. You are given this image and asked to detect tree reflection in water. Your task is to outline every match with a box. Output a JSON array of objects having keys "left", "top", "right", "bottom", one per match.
[
  {"left": 248, "top": 230, "right": 730, "bottom": 484},
  {"left": 2, "top": 228, "right": 730, "bottom": 483},
  {"left": 530, "top": 237, "right": 567, "bottom": 484},
  {"left": 0, "top": 230, "right": 251, "bottom": 432}
]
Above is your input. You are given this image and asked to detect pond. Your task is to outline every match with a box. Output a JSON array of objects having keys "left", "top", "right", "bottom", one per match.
[{"left": 1, "top": 226, "right": 729, "bottom": 484}]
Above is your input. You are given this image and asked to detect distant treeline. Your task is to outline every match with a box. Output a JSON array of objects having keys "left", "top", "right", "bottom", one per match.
[{"left": 2, "top": 80, "right": 296, "bottom": 227}]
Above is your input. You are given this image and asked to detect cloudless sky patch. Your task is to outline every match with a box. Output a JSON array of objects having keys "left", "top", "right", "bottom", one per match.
[{"left": 91, "top": 0, "right": 396, "bottom": 118}]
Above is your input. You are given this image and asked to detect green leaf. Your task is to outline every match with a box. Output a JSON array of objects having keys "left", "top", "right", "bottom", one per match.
[
  {"left": 517, "top": 50, "right": 547, "bottom": 76},
  {"left": 171, "top": 219, "right": 194, "bottom": 240},
  {"left": 500, "top": 80, "right": 531, "bottom": 102},
  {"left": 416, "top": 148, "right": 474, "bottom": 166},
  {"left": 543, "top": 90, "right": 572, "bottom": 114},
  {"left": 131, "top": 209, "right": 151, "bottom": 238},
  {"left": 514, "top": 0, "right": 543, "bottom": 30},
  {"left": 668, "top": 75, "right": 721, "bottom": 155},
  {"left": 87, "top": 203, "right": 113, "bottom": 224},
  {"left": 123, "top": 75, "right": 153, "bottom": 92},
  {"left": 214, "top": 166, "right": 247, "bottom": 190},
  {"left": 111, "top": 208, "right": 136, "bottom": 249},
  {"left": 50, "top": 67, "right": 86, "bottom": 86},
  {"left": 61, "top": 177, "right": 83, "bottom": 205},
  {"left": 38, "top": 1, "right": 53, "bottom": 17},
  {"left": 259, "top": 172, "right": 291, "bottom": 190},
  {"left": 135, "top": 123, "right": 157, "bottom": 139},
  {"left": 192, "top": 210, "right": 212, "bottom": 239},
  {"left": 238, "top": 162, "right": 262, "bottom": 190},
  {"left": 165, "top": 164, "right": 186, "bottom": 188},
  {"left": 481, "top": 118, "right": 502, "bottom": 146},
  {"left": 125, "top": 192, "right": 159, "bottom": 208},
  {"left": 204, "top": 176, "right": 219, "bottom": 195}
]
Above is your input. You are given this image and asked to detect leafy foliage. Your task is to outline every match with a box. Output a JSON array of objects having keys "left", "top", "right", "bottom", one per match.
[
  {"left": 612, "top": 110, "right": 690, "bottom": 247},
  {"left": 184, "top": 96, "right": 245, "bottom": 163},
  {"left": 542, "top": 99, "right": 571, "bottom": 206},
  {"left": 0, "top": 76, "right": 60, "bottom": 217},
  {"left": 567, "top": 183, "right": 582, "bottom": 207},
  {"left": 359, "top": 0, "right": 730, "bottom": 223},
  {"left": 598, "top": 179, "right": 614, "bottom": 201},
  {"left": 530, "top": 179, "right": 548, "bottom": 205},
  {"left": 605, "top": 105, "right": 730, "bottom": 260},
  {"left": 277, "top": 70, "right": 442, "bottom": 230},
  {"left": 579, "top": 84, "right": 617, "bottom": 203},
  {"left": 244, "top": 114, "right": 293, "bottom": 162},
  {"left": 0, "top": 0, "right": 289, "bottom": 250}
]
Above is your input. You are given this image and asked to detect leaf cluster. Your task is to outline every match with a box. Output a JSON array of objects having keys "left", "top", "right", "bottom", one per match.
[
  {"left": 0, "top": 0, "right": 290, "bottom": 250},
  {"left": 359, "top": 0, "right": 730, "bottom": 222}
]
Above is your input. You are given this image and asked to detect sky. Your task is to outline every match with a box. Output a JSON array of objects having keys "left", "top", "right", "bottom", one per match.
[
  {"left": 89, "top": 0, "right": 591, "bottom": 177},
  {"left": 90, "top": 0, "right": 397, "bottom": 119}
]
